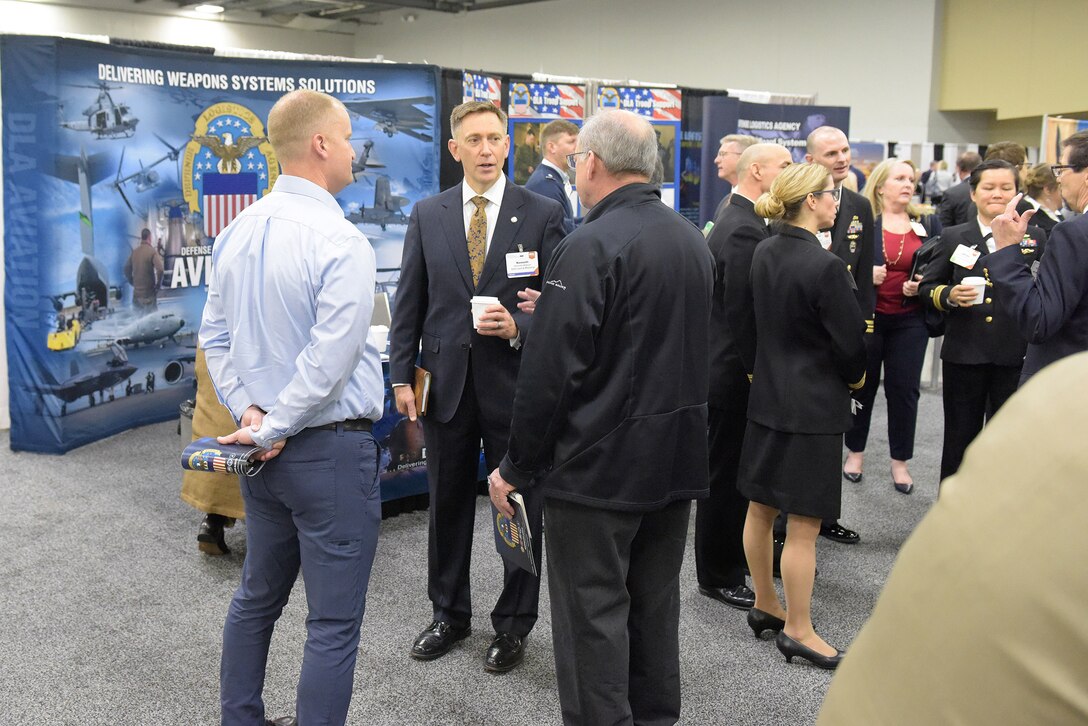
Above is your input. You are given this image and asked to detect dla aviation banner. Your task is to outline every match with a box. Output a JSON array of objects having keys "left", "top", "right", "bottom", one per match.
[{"left": 1, "top": 35, "right": 440, "bottom": 453}]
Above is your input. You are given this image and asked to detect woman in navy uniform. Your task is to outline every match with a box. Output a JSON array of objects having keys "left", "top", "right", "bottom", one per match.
[
  {"left": 920, "top": 159, "right": 1047, "bottom": 481},
  {"left": 740, "top": 163, "right": 867, "bottom": 670}
]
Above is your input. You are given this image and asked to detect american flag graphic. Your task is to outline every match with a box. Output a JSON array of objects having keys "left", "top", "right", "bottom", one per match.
[
  {"left": 509, "top": 83, "right": 586, "bottom": 119},
  {"left": 617, "top": 87, "right": 683, "bottom": 121},
  {"left": 462, "top": 72, "right": 502, "bottom": 107},
  {"left": 203, "top": 173, "right": 258, "bottom": 238}
]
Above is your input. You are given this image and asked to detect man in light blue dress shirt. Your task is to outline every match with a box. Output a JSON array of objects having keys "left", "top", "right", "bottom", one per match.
[{"left": 200, "top": 89, "right": 383, "bottom": 726}]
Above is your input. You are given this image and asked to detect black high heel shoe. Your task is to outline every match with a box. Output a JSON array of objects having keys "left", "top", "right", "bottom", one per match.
[
  {"left": 774, "top": 631, "right": 843, "bottom": 670},
  {"left": 747, "top": 608, "right": 786, "bottom": 639},
  {"left": 842, "top": 469, "right": 863, "bottom": 483}
]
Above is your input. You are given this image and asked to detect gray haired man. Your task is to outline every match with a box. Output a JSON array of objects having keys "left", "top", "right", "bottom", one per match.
[{"left": 489, "top": 110, "right": 713, "bottom": 725}]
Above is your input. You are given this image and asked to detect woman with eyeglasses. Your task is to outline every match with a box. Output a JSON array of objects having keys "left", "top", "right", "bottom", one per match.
[
  {"left": 739, "top": 162, "right": 866, "bottom": 670},
  {"left": 919, "top": 159, "right": 1047, "bottom": 482},
  {"left": 1021, "top": 163, "right": 1066, "bottom": 235},
  {"left": 842, "top": 158, "right": 941, "bottom": 494}
]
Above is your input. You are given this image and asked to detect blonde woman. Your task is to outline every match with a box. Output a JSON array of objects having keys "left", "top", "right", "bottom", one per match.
[
  {"left": 1022, "top": 163, "right": 1065, "bottom": 234},
  {"left": 739, "top": 163, "right": 867, "bottom": 669},
  {"left": 843, "top": 158, "right": 941, "bottom": 493}
]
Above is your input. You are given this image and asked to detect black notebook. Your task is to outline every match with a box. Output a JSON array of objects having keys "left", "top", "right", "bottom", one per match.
[{"left": 491, "top": 492, "right": 538, "bottom": 576}]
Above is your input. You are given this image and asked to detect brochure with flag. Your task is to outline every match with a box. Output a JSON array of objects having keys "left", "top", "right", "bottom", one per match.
[
  {"left": 181, "top": 436, "right": 267, "bottom": 477},
  {"left": 492, "top": 492, "right": 538, "bottom": 576}
]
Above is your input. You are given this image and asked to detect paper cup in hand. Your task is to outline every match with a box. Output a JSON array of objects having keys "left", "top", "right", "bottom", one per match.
[
  {"left": 470, "top": 296, "right": 500, "bottom": 329},
  {"left": 961, "top": 276, "right": 986, "bottom": 304},
  {"left": 371, "top": 324, "right": 389, "bottom": 351}
]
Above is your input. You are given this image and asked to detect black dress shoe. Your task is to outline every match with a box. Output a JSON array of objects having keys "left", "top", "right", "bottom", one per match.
[
  {"left": 819, "top": 522, "right": 861, "bottom": 544},
  {"left": 746, "top": 608, "right": 786, "bottom": 638},
  {"left": 265, "top": 717, "right": 297, "bottom": 726},
  {"left": 774, "top": 631, "right": 843, "bottom": 670},
  {"left": 842, "top": 469, "right": 863, "bottom": 483},
  {"left": 893, "top": 479, "right": 914, "bottom": 495},
  {"left": 197, "top": 514, "right": 231, "bottom": 556},
  {"left": 483, "top": 632, "right": 525, "bottom": 673},
  {"left": 410, "top": 620, "right": 471, "bottom": 661},
  {"left": 698, "top": 584, "right": 755, "bottom": 610}
]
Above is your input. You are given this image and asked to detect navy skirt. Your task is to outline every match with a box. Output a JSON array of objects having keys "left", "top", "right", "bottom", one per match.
[{"left": 737, "top": 421, "right": 843, "bottom": 520}]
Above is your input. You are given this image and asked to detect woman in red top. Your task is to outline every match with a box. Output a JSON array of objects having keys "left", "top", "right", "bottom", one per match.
[{"left": 843, "top": 159, "right": 941, "bottom": 493}]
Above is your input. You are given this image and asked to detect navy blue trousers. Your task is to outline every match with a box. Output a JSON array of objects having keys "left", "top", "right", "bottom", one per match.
[
  {"left": 220, "top": 426, "right": 381, "bottom": 726},
  {"left": 845, "top": 311, "right": 929, "bottom": 461}
]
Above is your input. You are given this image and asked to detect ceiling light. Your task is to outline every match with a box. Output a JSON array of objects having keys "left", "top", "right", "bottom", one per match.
[{"left": 194, "top": 4, "right": 225, "bottom": 14}]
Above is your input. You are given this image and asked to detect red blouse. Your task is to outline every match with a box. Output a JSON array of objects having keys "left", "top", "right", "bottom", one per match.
[{"left": 876, "top": 227, "right": 922, "bottom": 315}]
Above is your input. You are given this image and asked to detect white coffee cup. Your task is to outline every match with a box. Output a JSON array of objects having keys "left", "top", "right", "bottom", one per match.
[
  {"left": 470, "top": 296, "right": 500, "bottom": 329},
  {"left": 371, "top": 324, "right": 389, "bottom": 352},
  {"left": 961, "top": 276, "right": 986, "bottom": 305}
]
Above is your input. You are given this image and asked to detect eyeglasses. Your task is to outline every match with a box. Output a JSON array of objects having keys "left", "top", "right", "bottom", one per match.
[
  {"left": 810, "top": 187, "right": 842, "bottom": 202},
  {"left": 567, "top": 150, "right": 591, "bottom": 168},
  {"left": 716, "top": 150, "right": 742, "bottom": 160},
  {"left": 1051, "top": 164, "right": 1083, "bottom": 178}
]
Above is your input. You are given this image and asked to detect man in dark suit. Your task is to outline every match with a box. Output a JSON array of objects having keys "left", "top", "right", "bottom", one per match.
[
  {"left": 989, "top": 131, "right": 1088, "bottom": 383},
  {"left": 697, "top": 142, "right": 792, "bottom": 611},
  {"left": 389, "top": 101, "right": 565, "bottom": 673},
  {"left": 489, "top": 108, "right": 713, "bottom": 726},
  {"left": 805, "top": 126, "right": 873, "bottom": 545},
  {"left": 938, "top": 152, "right": 982, "bottom": 228},
  {"left": 524, "top": 119, "right": 579, "bottom": 233}
]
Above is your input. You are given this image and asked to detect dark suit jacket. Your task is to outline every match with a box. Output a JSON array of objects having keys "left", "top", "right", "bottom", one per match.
[
  {"left": 938, "top": 181, "right": 973, "bottom": 228},
  {"left": 524, "top": 163, "right": 575, "bottom": 234},
  {"left": 826, "top": 187, "right": 875, "bottom": 329},
  {"left": 389, "top": 181, "right": 566, "bottom": 423},
  {"left": 706, "top": 194, "right": 768, "bottom": 407},
  {"left": 919, "top": 222, "right": 1047, "bottom": 367},
  {"left": 748, "top": 225, "right": 868, "bottom": 434},
  {"left": 987, "top": 213, "right": 1088, "bottom": 382}
]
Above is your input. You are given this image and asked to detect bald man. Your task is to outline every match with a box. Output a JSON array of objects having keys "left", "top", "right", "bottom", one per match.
[
  {"left": 697, "top": 143, "right": 792, "bottom": 611},
  {"left": 804, "top": 126, "right": 874, "bottom": 546},
  {"left": 202, "top": 89, "right": 383, "bottom": 726}
]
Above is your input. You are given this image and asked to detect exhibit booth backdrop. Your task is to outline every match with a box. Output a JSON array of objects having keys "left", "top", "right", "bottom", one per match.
[
  {"left": 1, "top": 35, "right": 440, "bottom": 453},
  {"left": 699, "top": 97, "right": 850, "bottom": 227}
]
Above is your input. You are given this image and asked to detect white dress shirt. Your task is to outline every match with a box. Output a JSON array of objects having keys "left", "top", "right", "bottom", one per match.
[
  {"left": 200, "top": 175, "right": 383, "bottom": 447},
  {"left": 977, "top": 216, "right": 995, "bottom": 253},
  {"left": 461, "top": 172, "right": 507, "bottom": 252}
]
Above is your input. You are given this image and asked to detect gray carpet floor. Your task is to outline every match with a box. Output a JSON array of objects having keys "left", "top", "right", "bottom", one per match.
[{"left": 0, "top": 387, "right": 943, "bottom": 726}]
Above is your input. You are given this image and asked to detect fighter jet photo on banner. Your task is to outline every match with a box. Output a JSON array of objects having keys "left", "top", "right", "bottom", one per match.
[{"left": 1, "top": 35, "right": 440, "bottom": 453}]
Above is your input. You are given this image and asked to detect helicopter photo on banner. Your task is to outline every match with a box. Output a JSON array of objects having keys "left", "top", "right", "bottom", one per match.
[{"left": 0, "top": 35, "right": 440, "bottom": 453}]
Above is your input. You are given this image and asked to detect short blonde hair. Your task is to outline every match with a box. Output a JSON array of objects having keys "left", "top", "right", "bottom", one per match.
[
  {"left": 450, "top": 101, "right": 507, "bottom": 137},
  {"left": 865, "top": 158, "right": 923, "bottom": 218},
  {"left": 754, "top": 162, "right": 831, "bottom": 221},
  {"left": 267, "top": 90, "right": 346, "bottom": 163}
]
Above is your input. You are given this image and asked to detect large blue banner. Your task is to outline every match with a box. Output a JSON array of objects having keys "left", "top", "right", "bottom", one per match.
[
  {"left": 2, "top": 36, "right": 440, "bottom": 452},
  {"left": 698, "top": 98, "right": 850, "bottom": 226}
]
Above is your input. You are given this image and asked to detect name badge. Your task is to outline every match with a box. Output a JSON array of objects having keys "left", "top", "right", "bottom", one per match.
[
  {"left": 910, "top": 221, "right": 928, "bottom": 237},
  {"left": 506, "top": 250, "right": 539, "bottom": 278},
  {"left": 950, "top": 244, "right": 981, "bottom": 269},
  {"left": 816, "top": 231, "right": 833, "bottom": 250}
]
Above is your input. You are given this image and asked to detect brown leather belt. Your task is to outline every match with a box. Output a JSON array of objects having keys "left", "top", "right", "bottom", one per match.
[{"left": 311, "top": 419, "right": 373, "bottom": 432}]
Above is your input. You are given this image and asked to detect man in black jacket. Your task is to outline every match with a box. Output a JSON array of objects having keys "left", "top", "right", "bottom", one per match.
[
  {"left": 938, "top": 151, "right": 982, "bottom": 228},
  {"left": 697, "top": 142, "right": 792, "bottom": 611},
  {"left": 805, "top": 126, "right": 873, "bottom": 544},
  {"left": 489, "top": 110, "right": 713, "bottom": 726}
]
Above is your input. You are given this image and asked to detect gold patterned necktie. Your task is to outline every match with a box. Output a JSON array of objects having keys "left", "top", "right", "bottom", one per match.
[{"left": 468, "top": 195, "right": 488, "bottom": 286}]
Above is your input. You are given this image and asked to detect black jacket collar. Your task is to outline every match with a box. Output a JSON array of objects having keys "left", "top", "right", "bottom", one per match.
[
  {"left": 778, "top": 223, "right": 821, "bottom": 247},
  {"left": 583, "top": 182, "right": 661, "bottom": 224}
]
